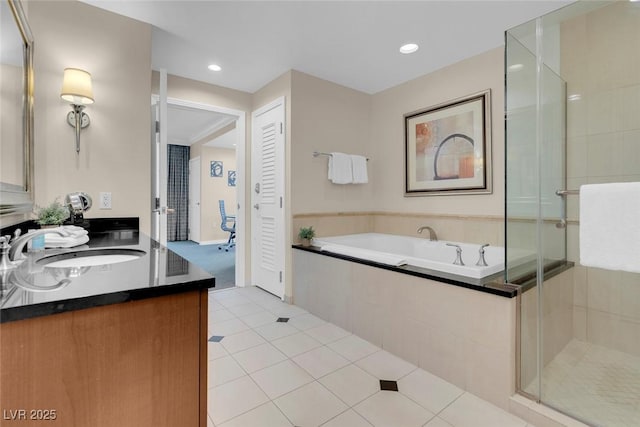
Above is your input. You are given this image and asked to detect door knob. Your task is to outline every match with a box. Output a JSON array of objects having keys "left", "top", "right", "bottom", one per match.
[
  {"left": 255, "top": 183, "right": 260, "bottom": 194},
  {"left": 253, "top": 204, "right": 260, "bottom": 210}
]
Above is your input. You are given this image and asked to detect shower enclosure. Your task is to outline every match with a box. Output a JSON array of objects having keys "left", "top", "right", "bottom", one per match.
[{"left": 506, "top": 1, "right": 640, "bottom": 426}]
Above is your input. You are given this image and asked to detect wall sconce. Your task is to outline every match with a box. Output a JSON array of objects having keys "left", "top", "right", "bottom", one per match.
[{"left": 60, "top": 68, "right": 94, "bottom": 154}]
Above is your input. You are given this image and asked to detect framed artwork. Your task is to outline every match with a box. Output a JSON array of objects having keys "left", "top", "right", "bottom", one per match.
[
  {"left": 404, "top": 90, "right": 492, "bottom": 196},
  {"left": 210, "top": 161, "right": 223, "bottom": 177},
  {"left": 228, "top": 170, "right": 236, "bottom": 187}
]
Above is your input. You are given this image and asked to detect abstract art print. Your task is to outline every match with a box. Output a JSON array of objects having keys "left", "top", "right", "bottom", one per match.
[
  {"left": 404, "top": 90, "right": 492, "bottom": 196},
  {"left": 228, "top": 170, "right": 236, "bottom": 187}
]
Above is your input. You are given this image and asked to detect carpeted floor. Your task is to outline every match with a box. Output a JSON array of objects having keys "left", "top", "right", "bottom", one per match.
[{"left": 167, "top": 240, "right": 235, "bottom": 290}]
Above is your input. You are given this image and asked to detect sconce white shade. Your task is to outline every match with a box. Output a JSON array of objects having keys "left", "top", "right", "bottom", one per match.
[{"left": 60, "top": 68, "right": 94, "bottom": 105}]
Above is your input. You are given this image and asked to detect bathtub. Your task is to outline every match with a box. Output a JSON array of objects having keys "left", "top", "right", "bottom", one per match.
[{"left": 313, "top": 233, "right": 509, "bottom": 279}]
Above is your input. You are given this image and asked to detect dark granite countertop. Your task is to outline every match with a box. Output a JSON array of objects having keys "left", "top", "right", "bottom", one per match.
[
  {"left": 0, "top": 218, "right": 214, "bottom": 323},
  {"left": 293, "top": 244, "right": 518, "bottom": 298}
]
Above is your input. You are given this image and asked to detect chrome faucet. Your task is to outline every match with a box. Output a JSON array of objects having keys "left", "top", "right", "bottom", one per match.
[
  {"left": 476, "top": 244, "right": 490, "bottom": 267},
  {"left": 7, "top": 228, "right": 68, "bottom": 262},
  {"left": 417, "top": 226, "right": 438, "bottom": 241},
  {"left": 446, "top": 243, "right": 464, "bottom": 266}
]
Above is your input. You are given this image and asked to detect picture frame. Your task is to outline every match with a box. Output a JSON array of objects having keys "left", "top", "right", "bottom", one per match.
[
  {"left": 404, "top": 90, "right": 492, "bottom": 196},
  {"left": 228, "top": 170, "right": 236, "bottom": 187},
  {"left": 210, "top": 160, "right": 223, "bottom": 177}
]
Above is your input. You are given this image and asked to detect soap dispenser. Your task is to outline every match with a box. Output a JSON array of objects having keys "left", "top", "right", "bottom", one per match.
[{"left": 0, "top": 235, "right": 16, "bottom": 271}]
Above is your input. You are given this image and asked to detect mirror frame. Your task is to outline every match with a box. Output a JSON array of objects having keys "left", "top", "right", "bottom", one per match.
[{"left": 1, "top": 0, "right": 34, "bottom": 217}]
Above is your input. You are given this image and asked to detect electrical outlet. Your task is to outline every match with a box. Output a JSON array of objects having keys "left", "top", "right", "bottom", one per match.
[{"left": 99, "top": 192, "right": 112, "bottom": 209}]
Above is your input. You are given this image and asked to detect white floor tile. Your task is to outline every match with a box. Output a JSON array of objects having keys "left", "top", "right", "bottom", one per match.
[
  {"left": 218, "top": 402, "right": 293, "bottom": 427},
  {"left": 209, "top": 318, "right": 249, "bottom": 337},
  {"left": 319, "top": 364, "right": 380, "bottom": 406},
  {"left": 208, "top": 341, "right": 229, "bottom": 361},
  {"left": 327, "top": 334, "right": 380, "bottom": 362},
  {"left": 209, "top": 308, "right": 236, "bottom": 324},
  {"left": 208, "top": 376, "right": 269, "bottom": 425},
  {"left": 254, "top": 322, "right": 299, "bottom": 341},
  {"left": 251, "top": 360, "right": 314, "bottom": 399},
  {"left": 208, "top": 355, "right": 247, "bottom": 388},
  {"left": 306, "top": 323, "right": 351, "bottom": 344},
  {"left": 274, "top": 381, "right": 348, "bottom": 427},
  {"left": 397, "top": 369, "right": 464, "bottom": 414},
  {"left": 439, "top": 393, "right": 527, "bottom": 427},
  {"left": 293, "top": 346, "right": 350, "bottom": 379},
  {"left": 232, "top": 342, "right": 288, "bottom": 373},
  {"left": 424, "top": 416, "right": 454, "bottom": 427},
  {"left": 356, "top": 350, "right": 417, "bottom": 380},
  {"left": 264, "top": 301, "right": 309, "bottom": 318},
  {"left": 241, "top": 310, "right": 278, "bottom": 328},
  {"left": 354, "top": 391, "right": 434, "bottom": 427},
  {"left": 321, "top": 409, "right": 373, "bottom": 427},
  {"left": 272, "top": 332, "right": 322, "bottom": 357},
  {"left": 226, "top": 302, "right": 265, "bottom": 317},
  {"left": 214, "top": 293, "right": 252, "bottom": 307},
  {"left": 207, "top": 414, "right": 215, "bottom": 427},
  {"left": 289, "top": 313, "right": 327, "bottom": 331},
  {"left": 220, "top": 329, "right": 266, "bottom": 354}
]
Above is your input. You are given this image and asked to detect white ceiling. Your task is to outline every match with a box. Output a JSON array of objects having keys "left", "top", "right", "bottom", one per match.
[
  {"left": 83, "top": 0, "right": 571, "bottom": 147},
  {"left": 82, "top": 0, "right": 571, "bottom": 95}
]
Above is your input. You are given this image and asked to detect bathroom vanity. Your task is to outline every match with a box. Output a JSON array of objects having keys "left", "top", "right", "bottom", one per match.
[{"left": 0, "top": 219, "right": 213, "bottom": 427}]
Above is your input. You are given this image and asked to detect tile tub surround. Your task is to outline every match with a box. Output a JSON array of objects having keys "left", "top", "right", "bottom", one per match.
[
  {"left": 292, "top": 212, "right": 503, "bottom": 247},
  {"left": 208, "top": 286, "right": 530, "bottom": 427},
  {"left": 292, "top": 249, "right": 517, "bottom": 411}
]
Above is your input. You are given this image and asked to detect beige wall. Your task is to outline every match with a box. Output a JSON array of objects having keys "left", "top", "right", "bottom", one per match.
[
  {"left": 30, "top": 1, "right": 152, "bottom": 233},
  {"left": 370, "top": 47, "right": 504, "bottom": 218},
  {"left": 292, "top": 48, "right": 506, "bottom": 247},
  {"left": 290, "top": 71, "right": 373, "bottom": 214},
  {"left": 190, "top": 143, "right": 237, "bottom": 243}
]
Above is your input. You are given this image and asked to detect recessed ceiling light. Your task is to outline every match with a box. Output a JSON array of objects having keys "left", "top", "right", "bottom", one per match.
[
  {"left": 399, "top": 43, "right": 419, "bottom": 54},
  {"left": 208, "top": 64, "right": 222, "bottom": 72},
  {"left": 508, "top": 63, "right": 524, "bottom": 72}
]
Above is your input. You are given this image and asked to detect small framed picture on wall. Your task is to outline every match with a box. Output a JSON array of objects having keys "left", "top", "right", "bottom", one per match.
[
  {"left": 210, "top": 161, "right": 223, "bottom": 177},
  {"left": 228, "top": 170, "right": 236, "bottom": 187}
]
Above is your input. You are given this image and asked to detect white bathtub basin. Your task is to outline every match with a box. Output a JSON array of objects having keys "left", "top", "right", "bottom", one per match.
[{"left": 313, "top": 233, "right": 528, "bottom": 279}]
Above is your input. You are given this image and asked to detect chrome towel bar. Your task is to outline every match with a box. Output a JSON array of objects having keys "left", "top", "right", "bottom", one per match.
[
  {"left": 313, "top": 151, "right": 369, "bottom": 161},
  {"left": 555, "top": 189, "right": 580, "bottom": 228}
]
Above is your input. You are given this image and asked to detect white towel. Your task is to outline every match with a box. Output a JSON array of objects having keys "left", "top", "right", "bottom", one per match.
[
  {"left": 320, "top": 244, "right": 407, "bottom": 267},
  {"left": 328, "top": 152, "right": 353, "bottom": 184},
  {"left": 579, "top": 182, "right": 640, "bottom": 273},
  {"left": 44, "top": 225, "right": 90, "bottom": 248},
  {"left": 45, "top": 234, "right": 90, "bottom": 248},
  {"left": 351, "top": 155, "right": 368, "bottom": 184}
]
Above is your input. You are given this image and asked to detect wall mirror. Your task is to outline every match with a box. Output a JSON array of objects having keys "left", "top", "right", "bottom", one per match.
[{"left": 0, "top": 0, "right": 34, "bottom": 216}]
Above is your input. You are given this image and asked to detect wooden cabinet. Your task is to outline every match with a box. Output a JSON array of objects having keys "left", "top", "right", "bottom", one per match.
[{"left": 0, "top": 290, "right": 208, "bottom": 427}]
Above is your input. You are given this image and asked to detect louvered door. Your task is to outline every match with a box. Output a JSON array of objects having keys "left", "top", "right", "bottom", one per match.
[{"left": 251, "top": 98, "right": 285, "bottom": 298}]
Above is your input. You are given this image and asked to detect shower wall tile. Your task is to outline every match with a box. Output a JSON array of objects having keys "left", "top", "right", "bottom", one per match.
[
  {"left": 573, "top": 307, "right": 587, "bottom": 341},
  {"left": 566, "top": 136, "right": 587, "bottom": 179},
  {"left": 572, "top": 265, "right": 587, "bottom": 307},
  {"left": 619, "top": 272, "right": 640, "bottom": 320}
]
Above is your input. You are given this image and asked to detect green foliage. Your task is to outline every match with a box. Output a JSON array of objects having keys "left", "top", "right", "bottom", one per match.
[
  {"left": 298, "top": 226, "right": 316, "bottom": 240},
  {"left": 35, "top": 199, "right": 70, "bottom": 226}
]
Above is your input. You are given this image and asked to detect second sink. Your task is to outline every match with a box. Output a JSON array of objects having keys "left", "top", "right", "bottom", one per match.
[{"left": 36, "top": 248, "right": 146, "bottom": 268}]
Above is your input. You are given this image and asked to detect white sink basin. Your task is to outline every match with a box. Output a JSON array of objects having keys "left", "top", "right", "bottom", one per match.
[{"left": 36, "top": 249, "right": 146, "bottom": 268}]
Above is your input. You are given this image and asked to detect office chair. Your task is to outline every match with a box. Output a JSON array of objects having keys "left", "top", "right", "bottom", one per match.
[{"left": 218, "top": 200, "right": 236, "bottom": 252}]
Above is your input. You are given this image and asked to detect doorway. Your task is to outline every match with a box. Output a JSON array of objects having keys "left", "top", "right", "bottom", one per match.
[{"left": 153, "top": 93, "right": 247, "bottom": 288}]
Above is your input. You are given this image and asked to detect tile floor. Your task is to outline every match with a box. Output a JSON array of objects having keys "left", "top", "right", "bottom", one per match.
[
  {"left": 208, "top": 286, "right": 533, "bottom": 427},
  {"left": 524, "top": 339, "right": 640, "bottom": 427}
]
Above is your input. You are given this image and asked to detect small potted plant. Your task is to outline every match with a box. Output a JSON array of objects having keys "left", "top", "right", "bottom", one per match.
[
  {"left": 298, "top": 226, "right": 316, "bottom": 247},
  {"left": 35, "top": 199, "right": 70, "bottom": 228}
]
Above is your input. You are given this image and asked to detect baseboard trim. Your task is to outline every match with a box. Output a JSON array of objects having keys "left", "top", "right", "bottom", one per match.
[{"left": 198, "top": 239, "right": 227, "bottom": 245}]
